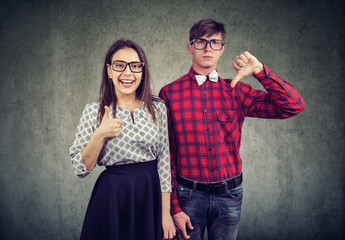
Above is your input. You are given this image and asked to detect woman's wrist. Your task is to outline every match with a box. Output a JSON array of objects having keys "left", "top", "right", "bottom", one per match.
[
  {"left": 162, "top": 209, "right": 171, "bottom": 215},
  {"left": 94, "top": 128, "right": 106, "bottom": 143}
]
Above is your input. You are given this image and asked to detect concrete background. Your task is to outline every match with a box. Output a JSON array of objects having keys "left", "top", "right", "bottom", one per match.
[{"left": 0, "top": 0, "right": 344, "bottom": 239}]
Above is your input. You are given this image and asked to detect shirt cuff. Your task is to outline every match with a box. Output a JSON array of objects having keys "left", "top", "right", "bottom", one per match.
[
  {"left": 72, "top": 152, "right": 91, "bottom": 178},
  {"left": 170, "top": 199, "right": 182, "bottom": 215},
  {"left": 253, "top": 64, "right": 267, "bottom": 79}
]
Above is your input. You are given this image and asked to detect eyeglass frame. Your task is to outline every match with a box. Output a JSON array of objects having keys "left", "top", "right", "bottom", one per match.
[
  {"left": 110, "top": 60, "right": 145, "bottom": 73},
  {"left": 190, "top": 38, "right": 225, "bottom": 51}
]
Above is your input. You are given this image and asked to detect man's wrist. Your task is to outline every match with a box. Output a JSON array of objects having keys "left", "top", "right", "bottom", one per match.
[
  {"left": 253, "top": 62, "right": 264, "bottom": 75},
  {"left": 171, "top": 206, "right": 182, "bottom": 215}
]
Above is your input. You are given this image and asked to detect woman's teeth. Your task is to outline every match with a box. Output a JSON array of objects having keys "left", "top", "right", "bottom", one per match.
[{"left": 120, "top": 80, "right": 134, "bottom": 84}]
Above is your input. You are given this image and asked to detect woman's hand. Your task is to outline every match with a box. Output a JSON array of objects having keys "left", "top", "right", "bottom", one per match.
[
  {"left": 161, "top": 192, "right": 176, "bottom": 239},
  {"left": 98, "top": 106, "right": 122, "bottom": 140},
  {"left": 81, "top": 106, "right": 122, "bottom": 171},
  {"left": 162, "top": 211, "right": 176, "bottom": 240}
]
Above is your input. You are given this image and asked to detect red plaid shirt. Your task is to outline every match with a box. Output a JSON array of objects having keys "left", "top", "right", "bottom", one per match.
[{"left": 159, "top": 65, "right": 305, "bottom": 215}]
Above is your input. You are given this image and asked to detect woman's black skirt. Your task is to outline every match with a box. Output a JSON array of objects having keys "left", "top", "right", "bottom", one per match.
[{"left": 80, "top": 160, "right": 162, "bottom": 240}]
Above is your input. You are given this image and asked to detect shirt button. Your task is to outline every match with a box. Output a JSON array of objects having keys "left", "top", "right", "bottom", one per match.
[
  {"left": 207, "top": 128, "right": 210, "bottom": 131},
  {"left": 204, "top": 109, "right": 207, "bottom": 112},
  {"left": 209, "top": 148, "right": 212, "bottom": 151},
  {"left": 203, "top": 91, "right": 206, "bottom": 94}
]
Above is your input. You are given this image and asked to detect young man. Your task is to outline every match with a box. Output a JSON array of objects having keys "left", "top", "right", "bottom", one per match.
[{"left": 159, "top": 19, "right": 305, "bottom": 240}]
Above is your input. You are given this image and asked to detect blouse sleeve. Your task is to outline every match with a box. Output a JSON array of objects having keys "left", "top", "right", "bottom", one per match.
[
  {"left": 156, "top": 101, "right": 172, "bottom": 192},
  {"left": 69, "top": 102, "right": 98, "bottom": 178}
]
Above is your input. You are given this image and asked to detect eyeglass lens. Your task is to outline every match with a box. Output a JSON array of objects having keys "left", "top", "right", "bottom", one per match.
[
  {"left": 112, "top": 61, "right": 144, "bottom": 73},
  {"left": 193, "top": 39, "right": 224, "bottom": 50}
]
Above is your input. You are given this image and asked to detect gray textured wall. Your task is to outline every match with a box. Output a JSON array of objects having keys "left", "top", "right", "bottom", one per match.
[{"left": 0, "top": 0, "right": 344, "bottom": 239}]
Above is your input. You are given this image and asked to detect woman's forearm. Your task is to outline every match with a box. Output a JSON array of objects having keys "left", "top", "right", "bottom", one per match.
[
  {"left": 162, "top": 192, "right": 171, "bottom": 214},
  {"left": 81, "top": 128, "right": 105, "bottom": 171}
]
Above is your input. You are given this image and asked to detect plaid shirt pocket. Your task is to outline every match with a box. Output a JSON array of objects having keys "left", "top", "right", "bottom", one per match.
[{"left": 217, "top": 111, "right": 240, "bottom": 141}]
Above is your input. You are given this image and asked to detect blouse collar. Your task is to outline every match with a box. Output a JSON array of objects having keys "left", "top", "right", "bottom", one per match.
[{"left": 112, "top": 102, "right": 147, "bottom": 120}]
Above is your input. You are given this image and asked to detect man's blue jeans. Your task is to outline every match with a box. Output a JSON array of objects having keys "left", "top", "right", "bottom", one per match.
[{"left": 177, "top": 182, "right": 243, "bottom": 240}]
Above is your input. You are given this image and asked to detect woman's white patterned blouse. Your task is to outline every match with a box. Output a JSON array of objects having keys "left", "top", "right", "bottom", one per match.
[{"left": 69, "top": 100, "right": 171, "bottom": 192}]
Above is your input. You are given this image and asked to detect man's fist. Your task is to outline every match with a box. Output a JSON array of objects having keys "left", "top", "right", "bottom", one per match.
[{"left": 231, "top": 51, "right": 263, "bottom": 88}]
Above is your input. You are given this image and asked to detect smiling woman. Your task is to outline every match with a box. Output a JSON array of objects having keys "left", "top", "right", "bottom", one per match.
[
  {"left": 98, "top": 40, "right": 153, "bottom": 123},
  {"left": 107, "top": 48, "right": 143, "bottom": 101},
  {"left": 69, "top": 40, "right": 176, "bottom": 240}
]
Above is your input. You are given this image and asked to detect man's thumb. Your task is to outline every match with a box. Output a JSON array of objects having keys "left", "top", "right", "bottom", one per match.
[{"left": 231, "top": 74, "right": 243, "bottom": 88}]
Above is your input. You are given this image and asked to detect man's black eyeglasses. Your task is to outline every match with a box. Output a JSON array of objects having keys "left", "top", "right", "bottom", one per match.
[{"left": 190, "top": 39, "right": 225, "bottom": 51}]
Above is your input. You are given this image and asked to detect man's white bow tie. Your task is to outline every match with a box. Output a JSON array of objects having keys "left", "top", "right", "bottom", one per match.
[{"left": 195, "top": 70, "right": 218, "bottom": 86}]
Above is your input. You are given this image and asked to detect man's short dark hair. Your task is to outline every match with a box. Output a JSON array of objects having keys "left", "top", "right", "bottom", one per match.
[{"left": 189, "top": 19, "right": 226, "bottom": 42}]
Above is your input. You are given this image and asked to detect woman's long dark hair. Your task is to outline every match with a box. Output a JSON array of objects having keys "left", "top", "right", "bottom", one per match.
[{"left": 98, "top": 39, "right": 159, "bottom": 124}]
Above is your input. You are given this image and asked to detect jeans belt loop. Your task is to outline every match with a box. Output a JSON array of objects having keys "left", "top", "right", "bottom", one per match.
[
  {"left": 223, "top": 180, "right": 228, "bottom": 191},
  {"left": 192, "top": 181, "right": 197, "bottom": 192}
]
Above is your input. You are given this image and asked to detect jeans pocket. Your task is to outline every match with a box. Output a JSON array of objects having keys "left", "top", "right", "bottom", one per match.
[
  {"left": 217, "top": 111, "right": 239, "bottom": 141},
  {"left": 177, "top": 184, "right": 193, "bottom": 202},
  {"left": 227, "top": 183, "right": 243, "bottom": 199}
]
